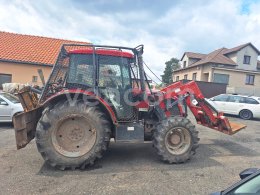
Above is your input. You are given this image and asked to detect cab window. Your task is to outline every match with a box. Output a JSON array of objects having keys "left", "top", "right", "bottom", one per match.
[{"left": 68, "top": 54, "right": 94, "bottom": 86}]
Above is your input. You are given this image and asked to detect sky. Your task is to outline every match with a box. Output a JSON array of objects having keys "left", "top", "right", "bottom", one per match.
[{"left": 1, "top": 0, "right": 260, "bottom": 82}]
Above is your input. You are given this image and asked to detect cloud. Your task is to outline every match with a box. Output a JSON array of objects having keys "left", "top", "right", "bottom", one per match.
[{"left": 0, "top": 0, "right": 260, "bottom": 82}]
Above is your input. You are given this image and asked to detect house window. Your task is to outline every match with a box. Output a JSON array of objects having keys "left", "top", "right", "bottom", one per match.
[
  {"left": 176, "top": 76, "right": 179, "bottom": 81},
  {"left": 0, "top": 74, "right": 12, "bottom": 89},
  {"left": 192, "top": 73, "right": 197, "bottom": 81},
  {"left": 245, "top": 74, "right": 255, "bottom": 85},
  {"left": 183, "top": 61, "right": 187, "bottom": 68},
  {"left": 184, "top": 74, "right": 188, "bottom": 80},
  {"left": 32, "top": 76, "right": 38, "bottom": 83},
  {"left": 243, "top": 55, "right": 251, "bottom": 64},
  {"left": 213, "top": 73, "right": 229, "bottom": 84}
]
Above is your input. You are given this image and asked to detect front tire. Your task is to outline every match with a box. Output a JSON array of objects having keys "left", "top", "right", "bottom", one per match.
[
  {"left": 153, "top": 117, "right": 199, "bottom": 163},
  {"left": 36, "top": 100, "right": 111, "bottom": 170}
]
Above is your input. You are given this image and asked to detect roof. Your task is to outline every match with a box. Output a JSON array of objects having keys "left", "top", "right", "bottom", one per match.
[
  {"left": 69, "top": 49, "right": 134, "bottom": 58},
  {"left": 180, "top": 52, "right": 206, "bottom": 61},
  {"left": 223, "top": 42, "right": 260, "bottom": 55},
  {"left": 0, "top": 31, "right": 88, "bottom": 66},
  {"left": 178, "top": 42, "right": 260, "bottom": 71},
  {"left": 189, "top": 48, "right": 237, "bottom": 67}
]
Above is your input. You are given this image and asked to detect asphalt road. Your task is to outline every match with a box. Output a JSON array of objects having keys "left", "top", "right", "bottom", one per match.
[{"left": 0, "top": 115, "right": 259, "bottom": 195}]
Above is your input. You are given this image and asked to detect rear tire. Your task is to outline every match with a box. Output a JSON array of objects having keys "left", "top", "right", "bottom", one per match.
[
  {"left": 239, "top": 109, "right": 253, "bottom": 120},
  {"left": 153, "top": 117, "right": 199, "bottom": 163},
  {"left": 36, "top": 100, "right": 111, "bottom": 170}
]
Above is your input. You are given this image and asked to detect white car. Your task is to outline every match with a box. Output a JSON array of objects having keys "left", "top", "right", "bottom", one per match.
[
  {"left": 0, "top": 92, "right": 23, "bottom": 122},
  {"left": 207, "top": 94, "right": 260, "bottom": 120}
]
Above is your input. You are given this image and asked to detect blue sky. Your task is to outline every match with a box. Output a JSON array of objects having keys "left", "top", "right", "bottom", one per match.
[{"left": 0, "top": 0, "right": 260, "bottom": 82}]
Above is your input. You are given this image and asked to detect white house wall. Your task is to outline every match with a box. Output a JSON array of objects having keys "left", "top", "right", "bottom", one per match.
[{"left": 236, "top": 45, "right": 258, "bottom": 71}]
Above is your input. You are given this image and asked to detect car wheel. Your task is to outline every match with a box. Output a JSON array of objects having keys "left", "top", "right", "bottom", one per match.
[{"left": 239, "top": 109, "right": 253, "bottom": 120}]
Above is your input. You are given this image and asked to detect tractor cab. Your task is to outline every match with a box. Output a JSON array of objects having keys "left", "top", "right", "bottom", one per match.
[{"left": 39, "top": 44, "right": 149, "bottom": 123}]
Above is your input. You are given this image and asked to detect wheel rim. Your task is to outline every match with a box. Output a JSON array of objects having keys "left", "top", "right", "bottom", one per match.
[
  {"left": 241, "top": 110, "right": 250, "bottom": 119},
  {"left": 52, "top": 114, "right": 97, "bottom": 158},
  {"left": 165, "top": 127, "right": 191, "bottom": 155}
]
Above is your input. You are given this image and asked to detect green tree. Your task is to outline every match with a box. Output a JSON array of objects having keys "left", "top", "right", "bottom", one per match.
[{"left": 161, "top": 58, "right": 180, "bottom": 84}]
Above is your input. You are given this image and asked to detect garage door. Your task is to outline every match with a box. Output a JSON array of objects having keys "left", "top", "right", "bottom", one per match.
[
  {"left": 213, "top": 73, "right": 229, "bottom": 84},
  {"left": 0, "top": 74, "right": 12, "bottom": 89}
]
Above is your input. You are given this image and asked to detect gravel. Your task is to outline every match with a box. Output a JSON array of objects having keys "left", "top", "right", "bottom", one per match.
[{"left": 0, "top": 114, "right": 259, "bottom": 195}]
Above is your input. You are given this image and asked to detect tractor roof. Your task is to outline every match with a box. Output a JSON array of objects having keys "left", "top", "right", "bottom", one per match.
[{"left": 68, "top": 49, "right": 134, "bottom": 58}]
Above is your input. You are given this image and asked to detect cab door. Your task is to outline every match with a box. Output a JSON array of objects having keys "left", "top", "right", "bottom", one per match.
[{"left": 98, "top": 55, "right": 134, "bottom": 121}]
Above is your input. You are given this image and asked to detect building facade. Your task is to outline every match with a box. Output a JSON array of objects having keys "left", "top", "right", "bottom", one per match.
[
  {"left": 0, "top": 31, "right": 88, "bottom": 89},
  {"left": 173, "top": 43, "right": 260, "bottom": 96}
]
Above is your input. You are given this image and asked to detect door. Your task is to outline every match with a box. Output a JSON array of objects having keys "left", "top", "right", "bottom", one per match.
[
  {"left": 0, "top": 97, "right": 12, "bottom": 121},
  {"left": 98, "top": 55, "right": 134, "bottom": 121},
  {"left": 211, "top": 94, "right": 229, "bottom": 112},
  {"left": 225, "top": 96, "right": 243, "bottom": 114}
]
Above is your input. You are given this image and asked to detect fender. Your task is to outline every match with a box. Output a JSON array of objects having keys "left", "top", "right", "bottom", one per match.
[{"left": 41, "top": 89, "right": 118, "bottom": 124}]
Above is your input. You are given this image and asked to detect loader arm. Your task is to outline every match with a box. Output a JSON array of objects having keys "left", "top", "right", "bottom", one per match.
[{"left": 162, "top": 81, "right": 246, "bottom": 135}]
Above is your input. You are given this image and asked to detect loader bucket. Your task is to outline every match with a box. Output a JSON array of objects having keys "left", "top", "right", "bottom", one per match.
[
  {"left": 228, "top": 122, "right": 247, "bottom": 135},
  {"left": 196, "top": 111, "right": 246, "bottom": 135},
  {"left": 193, "top": 98, "right": 246, "bottom": 135},
  {"left": 218, "top": 116, "right": 246, "bottom": 135}
]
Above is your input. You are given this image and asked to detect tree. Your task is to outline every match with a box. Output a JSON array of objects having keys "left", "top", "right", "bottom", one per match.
[{"left": 161, "top": 58, "right": 180, "bottom": 84}]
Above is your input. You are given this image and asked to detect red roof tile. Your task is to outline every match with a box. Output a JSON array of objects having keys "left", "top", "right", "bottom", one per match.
[{"left": 0, "top": 31, "right": 89, "bottom": 66}]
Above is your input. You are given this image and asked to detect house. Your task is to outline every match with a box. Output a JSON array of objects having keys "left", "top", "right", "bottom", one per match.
[
  {"left": 173, "top": 43, "right": 260, "bottom": 96},
  {"left": 0, "top": 31, "right": 88, "bottom": 89}
]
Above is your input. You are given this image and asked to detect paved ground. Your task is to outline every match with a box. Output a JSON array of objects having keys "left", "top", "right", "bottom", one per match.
[{"left": 0, "top": 115, "right": 259, "bottom": 195}]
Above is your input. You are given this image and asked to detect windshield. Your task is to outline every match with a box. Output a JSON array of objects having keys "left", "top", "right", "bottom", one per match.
[
  {"left": 227, "top": 174, "right": 260, "bottom": 194},
  {"left": 98, "top": 55, "right": 131, "bottom": 89},
  {"left": 1, "top": 93, "right": 20, "bottom": 104}
]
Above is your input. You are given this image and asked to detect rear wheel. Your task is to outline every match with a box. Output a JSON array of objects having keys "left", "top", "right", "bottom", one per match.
[
  {"left": 36, "top": 100, "right": 111, "bottom": 170},
  {"left": 239, "top": 109, "right": 253, "bottom": 120},
  {"left": 153, "top": 117, "right": 199, "bottom": 163}
]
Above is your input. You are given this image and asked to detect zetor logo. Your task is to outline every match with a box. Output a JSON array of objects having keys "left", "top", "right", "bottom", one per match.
[{"left": 64, "top": 87, "right": 196, "bottom": 108}]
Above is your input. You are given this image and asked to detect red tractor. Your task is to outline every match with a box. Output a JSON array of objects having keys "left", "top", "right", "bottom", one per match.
[{"left": 14, "top": 44, "right": 245, "bottom": 170}]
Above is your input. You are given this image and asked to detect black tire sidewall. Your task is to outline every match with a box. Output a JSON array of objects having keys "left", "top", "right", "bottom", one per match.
[
  {"left": 36, "top": 100, "right": 110, "bottom": 168},
  {"left": 153, "top": 117, "right": 199, "bottom": 163},
  {"left": 239, "top": 109, "right": 252, "bottom": 120}
]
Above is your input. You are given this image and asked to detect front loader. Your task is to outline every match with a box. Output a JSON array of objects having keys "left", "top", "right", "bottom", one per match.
[{"left": 13, "top": 44, "right": 246, "bottom": 170}]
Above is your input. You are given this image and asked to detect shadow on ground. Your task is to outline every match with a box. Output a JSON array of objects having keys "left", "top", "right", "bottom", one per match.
[{"left": 37, "top": 138, "right": 258, "bottom": 177}]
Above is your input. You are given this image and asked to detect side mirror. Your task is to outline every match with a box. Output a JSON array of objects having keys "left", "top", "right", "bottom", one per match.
[
  {"left": 0, "top": 101, "right": 8, "bottom": 106},
  {"left": 239, "top": 168, "right": 258, "bottom": 180},
  {"left": 210, "top": 98, "right": 215, "bottom": 101}
]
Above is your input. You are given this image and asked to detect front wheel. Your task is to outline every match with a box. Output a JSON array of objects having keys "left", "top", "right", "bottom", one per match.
[{"left": 153, "top": 117, "right": 199, "bottom": 163}]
